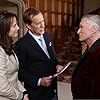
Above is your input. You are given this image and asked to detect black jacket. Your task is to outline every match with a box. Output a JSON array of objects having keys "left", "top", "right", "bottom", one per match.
[{"left": 15, "top": 31, "right": 58, "bottom": 100}]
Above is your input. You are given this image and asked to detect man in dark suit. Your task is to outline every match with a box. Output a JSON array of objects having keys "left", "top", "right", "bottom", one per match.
[
  {"left": 71, "top": 14, "right": 100, "bottom": 99},
  {"left": 15, "top": 7, "right": 63, "bottom": 100}
]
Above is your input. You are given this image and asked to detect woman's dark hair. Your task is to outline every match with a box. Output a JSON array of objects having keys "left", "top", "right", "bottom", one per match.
[{"left": 0, "top": 10, "right": 17, "bottom": 55}]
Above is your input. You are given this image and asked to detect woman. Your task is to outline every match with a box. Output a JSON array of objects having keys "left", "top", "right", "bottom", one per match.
[{"left": 0, "top": 11, "right": 28, "bottom": 100}]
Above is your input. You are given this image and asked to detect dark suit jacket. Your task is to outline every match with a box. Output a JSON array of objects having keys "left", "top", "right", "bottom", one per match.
[
  {"left": 15, "top": 32, "right": 58, "bottom": 100},
  {"left": 71, "top": 38, "right": 100, "bottom": 99}
]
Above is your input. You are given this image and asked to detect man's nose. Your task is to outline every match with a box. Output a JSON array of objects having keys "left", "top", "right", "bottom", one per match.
[
  {"left": 41, "top": 22, "right": 45, "bottom": 28},
  {"left": 77, "top": 28, "right": 80, "bottom": 34}
]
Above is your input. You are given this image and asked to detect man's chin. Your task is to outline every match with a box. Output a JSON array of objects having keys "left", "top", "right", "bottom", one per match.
[
  {"left": 40, "top": 31, "right": 45, "bottom": 34},
  {"left": 79, "top": 37, "right": 83, "bottom": 41}
]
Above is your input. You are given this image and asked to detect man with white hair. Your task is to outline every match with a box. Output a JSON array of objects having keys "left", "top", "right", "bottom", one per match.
[{"left": 71, "top": 14, "right": 100, "bottom": 99}]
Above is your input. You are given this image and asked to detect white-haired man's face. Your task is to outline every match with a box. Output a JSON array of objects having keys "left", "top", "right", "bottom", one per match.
[{"left": 77, "top": 18, "right": 98, "bottom": 42}]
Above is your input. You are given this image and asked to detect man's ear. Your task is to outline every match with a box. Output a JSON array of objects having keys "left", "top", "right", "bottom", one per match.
[
  {"left": 25, "top": 24, "right": 31, "bottom": 30},
  {"left": 91, "top": 25, "right": 98, "bottom": 33}
]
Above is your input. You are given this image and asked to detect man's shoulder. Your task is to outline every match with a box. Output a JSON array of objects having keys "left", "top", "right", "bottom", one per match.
[
  {"left": 16, "top": 36, "right": 25, "bottom": 43},
  {"left": 17, "top": 32, "right": 30, "bottom": 41},
  {"left": 15, "top": 34, "right": 28, "bottom": 46},
  {"left": 44, "top": 32, "right": 52, "bottom": 40},
  {"left": 95, "top": 45, "right": 100, "bottom": 52},
  {"left": 44, "top": 31, "right": 50, "bottom": 36}
]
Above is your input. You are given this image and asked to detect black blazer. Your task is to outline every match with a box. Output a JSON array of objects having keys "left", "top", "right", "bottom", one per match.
[
  {"left": 71, "top": 39, "right": 100, "bottom": 99},
  {"left": 15, "top": 31, "right": 58, "bottom": 100}
]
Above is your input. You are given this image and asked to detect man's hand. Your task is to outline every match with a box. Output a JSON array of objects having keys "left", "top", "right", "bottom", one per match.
[
  {"left": 56, "top": 65, "right": 64, "bottom": 73},
  {"left": 40, "top": 76, "right": 53, "bottom": 87}
]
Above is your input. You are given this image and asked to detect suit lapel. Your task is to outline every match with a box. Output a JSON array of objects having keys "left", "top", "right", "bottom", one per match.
[
  {"left": 72, "top": 38, "right": 100, "bottom": 78},
  {"left": 43, "top": 33, "right": 55, "bottom": 60},
  {"left": 26, "top": 32, "right": 51, "bottom": 60},
  {"left": 72, "top": 48, "right": 90, "bottom": 78},
  {"left": 8, "top": 54, "right": 19, "bottom": 69}
]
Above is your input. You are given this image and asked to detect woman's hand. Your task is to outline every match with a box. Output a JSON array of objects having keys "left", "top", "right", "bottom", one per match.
[{"left": 23, "top": 94, "right": 29, "bottom": 100}]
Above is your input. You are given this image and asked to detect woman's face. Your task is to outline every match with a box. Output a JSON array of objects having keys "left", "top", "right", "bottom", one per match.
[{"left": 8, "top": 17, "right": 19, "bottom": 38}]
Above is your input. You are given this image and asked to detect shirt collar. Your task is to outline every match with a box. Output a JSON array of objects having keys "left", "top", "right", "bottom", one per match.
[{"left": 28, "top": 30, "right": 43, "bottom": 40}]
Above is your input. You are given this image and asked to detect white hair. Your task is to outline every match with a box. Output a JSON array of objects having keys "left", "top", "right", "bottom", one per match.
[{"left": 82, "top": 14, "right": 100, "bottom": 28}]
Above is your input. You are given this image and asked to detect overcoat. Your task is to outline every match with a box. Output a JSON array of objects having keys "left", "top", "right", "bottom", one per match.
[
  {"left": 0, "top": 46, "right": 25, "bottom": 100},
  {"left": 71, "top": 39, "right": 100, "bottom": 99}
]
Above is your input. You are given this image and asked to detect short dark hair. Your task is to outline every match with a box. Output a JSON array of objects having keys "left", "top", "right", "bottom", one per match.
[{"left": 23, "top": 7, "right": 40, "bottom": 25}]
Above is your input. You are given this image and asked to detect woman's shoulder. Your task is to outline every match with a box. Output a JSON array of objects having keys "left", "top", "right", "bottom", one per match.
[{"left": 0, "top": 46, "right": 6, "bottom": 55}]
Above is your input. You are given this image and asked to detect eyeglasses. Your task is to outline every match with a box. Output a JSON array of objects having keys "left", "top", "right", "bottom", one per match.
[{"left": 0, "top": 10, "right": 7, "bottom": 19}]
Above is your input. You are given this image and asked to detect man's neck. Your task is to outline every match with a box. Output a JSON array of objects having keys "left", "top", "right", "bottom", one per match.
[{"left": 86, "top": 33, "right": 100, "bottom": 48}]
